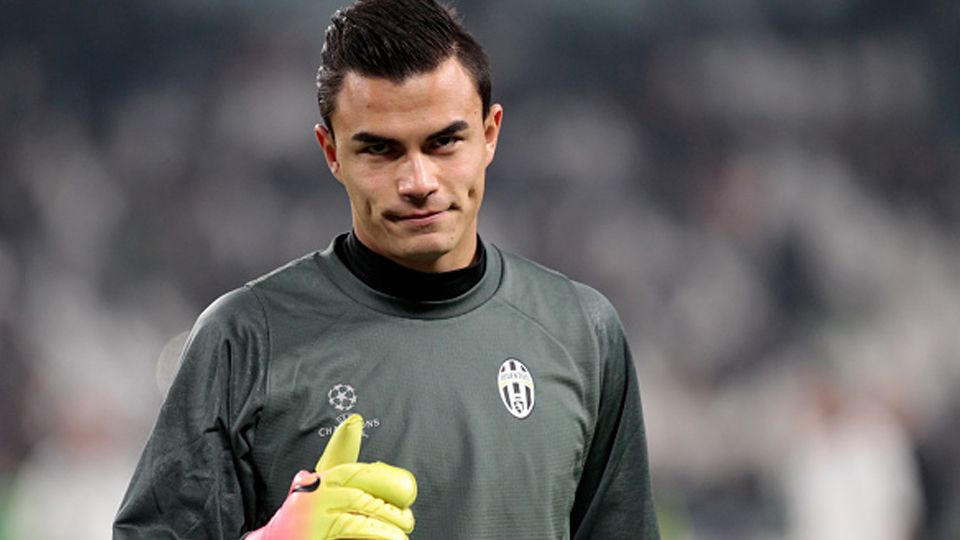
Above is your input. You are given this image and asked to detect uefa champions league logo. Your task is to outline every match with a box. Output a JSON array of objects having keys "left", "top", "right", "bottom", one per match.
[
  {"left": 318, "top": 383, "right": 380, "bottom": 439},
  {"left": 327, "top": 383, "right": 357, "bottom": 411}
]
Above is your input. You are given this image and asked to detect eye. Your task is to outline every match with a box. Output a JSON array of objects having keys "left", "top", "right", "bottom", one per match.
[
  {"left": 364, "top": 143, "right": 392, "bottom": 155},
  {"left": 357, "top": 142, "right": 394, "bottom": 156},
  {"left": 430, "top": 136, "right": 461, "bottom": 151}
]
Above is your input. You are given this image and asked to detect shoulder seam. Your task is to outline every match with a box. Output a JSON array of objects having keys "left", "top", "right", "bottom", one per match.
[
  {"left": 240, "top": 284, "right": 271, "bottom": 462},
  {"left": 245, "top": 252, "right": 319, "bottom": 288},
  {"left": 497, "top": 248, "right": 570, "bottom": 281},
  {"left": 494, "top": 294, "right": 579, "bottom": 361}
]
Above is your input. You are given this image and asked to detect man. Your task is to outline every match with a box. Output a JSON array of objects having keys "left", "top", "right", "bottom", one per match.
[{"left": 114, "top": 0, "right": 660, "bottom": 538}]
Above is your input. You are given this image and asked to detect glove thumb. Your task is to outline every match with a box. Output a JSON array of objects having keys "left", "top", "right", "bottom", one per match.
[{"left": 315, "top": 413, "right": 363, "bottom": 473}]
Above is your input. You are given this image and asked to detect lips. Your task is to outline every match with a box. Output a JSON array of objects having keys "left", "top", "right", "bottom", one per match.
[
  {"left": 385, "top": 211, "right": 445, "bottom": 228},
  {"left": 385, "top": 207, "right": 452, "bottom": 223}
]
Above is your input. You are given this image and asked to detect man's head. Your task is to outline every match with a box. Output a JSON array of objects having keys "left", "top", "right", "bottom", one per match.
[
  {"left": 314, "top": 0, "right": 503, "bottom": 274},
  {"left": 316, "top": 0, "right": 491, "bottom": 137}
]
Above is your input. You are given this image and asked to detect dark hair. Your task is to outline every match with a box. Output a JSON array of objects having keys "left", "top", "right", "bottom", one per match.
[{"left": 316, "top": 0, "right": 491, "bottom": 136}]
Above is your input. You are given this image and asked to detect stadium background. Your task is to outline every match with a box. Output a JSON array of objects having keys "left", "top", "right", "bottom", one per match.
[{"left": 2, "top": 0, "right": 959, "bottom": 538}]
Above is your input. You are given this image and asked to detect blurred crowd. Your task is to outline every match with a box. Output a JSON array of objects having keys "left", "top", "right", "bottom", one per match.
[{"left": 2, "top": 0, "right": 959, "bottom": 538}]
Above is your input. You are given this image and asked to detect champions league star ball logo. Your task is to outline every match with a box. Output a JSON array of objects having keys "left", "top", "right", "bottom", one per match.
[
  {"left": 317, "top": 383, "right": 380, "bottom": 439},
  {"left": 327, "top": 384, "right": 357, "bottom": 412}
]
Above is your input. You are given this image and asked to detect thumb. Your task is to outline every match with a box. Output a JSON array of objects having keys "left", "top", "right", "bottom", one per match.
[{"left": 315, "top": 413, "right": 363, "bottom": 473}]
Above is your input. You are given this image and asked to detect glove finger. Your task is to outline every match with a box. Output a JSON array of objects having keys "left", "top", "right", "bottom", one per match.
[
  {"left": 316, "top": 414, "right": 364, "bottom": 473},
  {"left": 323, "top": 485, "right": 416, "bottom": 533},
  {"left": 328, "top": 511, "right": 410, "bottom": 540},
  {"left": 323, "top": 462, "right": 417, "bottom": 509}
]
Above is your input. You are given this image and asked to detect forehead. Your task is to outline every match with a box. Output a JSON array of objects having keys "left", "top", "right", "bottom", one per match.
[{"left": 331, "top": 57, "right": 483, "bottom": 139}]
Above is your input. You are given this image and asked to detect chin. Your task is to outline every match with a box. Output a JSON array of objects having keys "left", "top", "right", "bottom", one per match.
[
  {"left": 392, "top": 233, "right": 463, "bottom": 268},
  {"left": 397, "top": 240, "right": 452, "bottom": 262}
]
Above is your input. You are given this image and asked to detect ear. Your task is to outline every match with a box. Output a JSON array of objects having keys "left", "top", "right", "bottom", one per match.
[
  {"left": 483, "top": 104, "right": 503, "bottom": 166},
  {"left": 314, "top": 123, "right": 341, "bottom": 179}
]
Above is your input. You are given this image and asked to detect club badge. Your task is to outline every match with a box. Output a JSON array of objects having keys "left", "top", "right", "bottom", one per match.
[{"left": 497, "top": 358, "right": 535, "bottom": 419}]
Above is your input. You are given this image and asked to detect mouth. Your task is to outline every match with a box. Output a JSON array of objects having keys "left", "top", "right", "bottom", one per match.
[{"left": 385, "top": 208, "right": 450, "bottom": 226}]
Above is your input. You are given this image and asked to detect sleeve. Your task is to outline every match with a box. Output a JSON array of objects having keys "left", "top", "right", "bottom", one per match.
[
  {"left": 114, "top": 287, "right": 270, "bottom": 539},
  {"left": 570, "top": 284, "right": 660, "bottom": 539}
]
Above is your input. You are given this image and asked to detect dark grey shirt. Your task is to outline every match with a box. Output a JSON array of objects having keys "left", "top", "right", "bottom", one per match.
[{"left": 114, "top": 236, "right": 660, "bottom": 539}]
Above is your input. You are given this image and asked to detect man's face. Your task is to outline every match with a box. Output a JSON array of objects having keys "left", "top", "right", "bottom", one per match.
[{"left": 316, "top": 57, "right": 503, "bottom": 273}]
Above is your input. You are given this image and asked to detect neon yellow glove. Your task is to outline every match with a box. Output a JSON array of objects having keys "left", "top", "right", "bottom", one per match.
[{"left": 246, "top": 414, "right": 417, "bottom": 539}]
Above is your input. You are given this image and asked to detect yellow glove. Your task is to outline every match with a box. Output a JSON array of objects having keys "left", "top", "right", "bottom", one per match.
[{"left": 246, "top": 414, "right": 417, "bottom": 539}]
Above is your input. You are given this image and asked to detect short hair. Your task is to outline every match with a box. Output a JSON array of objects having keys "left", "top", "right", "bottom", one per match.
[{"left": 316, "top": 0, "right": 492, "bottom": 136}]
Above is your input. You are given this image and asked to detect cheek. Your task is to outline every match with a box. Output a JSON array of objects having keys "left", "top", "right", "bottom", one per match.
[
  {"left": 449, "top": 153, "right": 486, "bottom": 194},
  {"left": 470, "top": 176, "right": 485, "bottom": 207},
  {"left": 341, "top": 167, "right": 391, "bottom": 210}
]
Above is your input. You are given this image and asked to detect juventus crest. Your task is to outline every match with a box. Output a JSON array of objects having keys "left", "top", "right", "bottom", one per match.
[{"left": 497, "top": 358, "right": 535, "bottom": 419}]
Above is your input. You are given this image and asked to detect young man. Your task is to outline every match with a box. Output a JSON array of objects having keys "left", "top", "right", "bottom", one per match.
[{"left": 114, "top": 0, "right": 660, "bottom": 538}]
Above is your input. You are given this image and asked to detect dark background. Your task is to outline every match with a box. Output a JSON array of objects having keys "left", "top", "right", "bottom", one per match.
[{"left": 2, "top": 0, "right": 959, "bottom": 538}]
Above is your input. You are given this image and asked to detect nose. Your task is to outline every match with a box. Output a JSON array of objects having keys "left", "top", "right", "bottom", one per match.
[{"left": 397, "top": 152, "right": 438, "bottom": 201}]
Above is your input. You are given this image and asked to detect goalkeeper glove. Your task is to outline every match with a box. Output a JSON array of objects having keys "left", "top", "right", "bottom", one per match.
[{"left": 245, "top": 414, "right": 417, "bottom": 539}]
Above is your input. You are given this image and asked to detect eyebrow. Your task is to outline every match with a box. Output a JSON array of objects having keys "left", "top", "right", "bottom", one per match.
[
  {"left": 350, "top": 120, "right": 470, "bottom": 145},
  {"left": 427, "top": 120, "right": 469, "bottom": 139}
]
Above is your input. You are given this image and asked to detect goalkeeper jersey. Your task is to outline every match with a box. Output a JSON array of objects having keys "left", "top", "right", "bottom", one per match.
[{"left": 114, "top": 236, "right": 660, "bottom": 539}]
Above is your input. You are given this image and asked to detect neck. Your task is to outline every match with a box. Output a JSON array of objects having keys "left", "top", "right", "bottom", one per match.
[
  {"left": 334, "top": 232, "right": 486, "bottom": 301},
  {"left": 356, "top": 231, "right": 477, "bottom": 273}
]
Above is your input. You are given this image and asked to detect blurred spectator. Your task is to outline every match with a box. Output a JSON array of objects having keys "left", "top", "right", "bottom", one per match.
[
  {"left": 781, "top": 372, "right": 922, "bottom": 540},
  {"left": 0, "top": 321, "right": 32, "bottom": 540},
  {"left": 916, "top": 385, "right": 960, "bottom": 540},
  {"left": 6, "top": 394, "right": 136, "bottom": 540}
]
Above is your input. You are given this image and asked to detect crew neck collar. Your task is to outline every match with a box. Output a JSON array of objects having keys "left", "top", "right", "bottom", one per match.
[
  {"left": 314, "top": 233, "right": 503, "bottom": 319},
  {"left": 335, "top": 231, "right": 486, "bottom": 302}
]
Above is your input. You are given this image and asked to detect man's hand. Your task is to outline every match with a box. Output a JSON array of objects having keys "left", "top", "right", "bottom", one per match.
[{"left": 246, "top": 414, "right": 417, "bottom": 539}]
